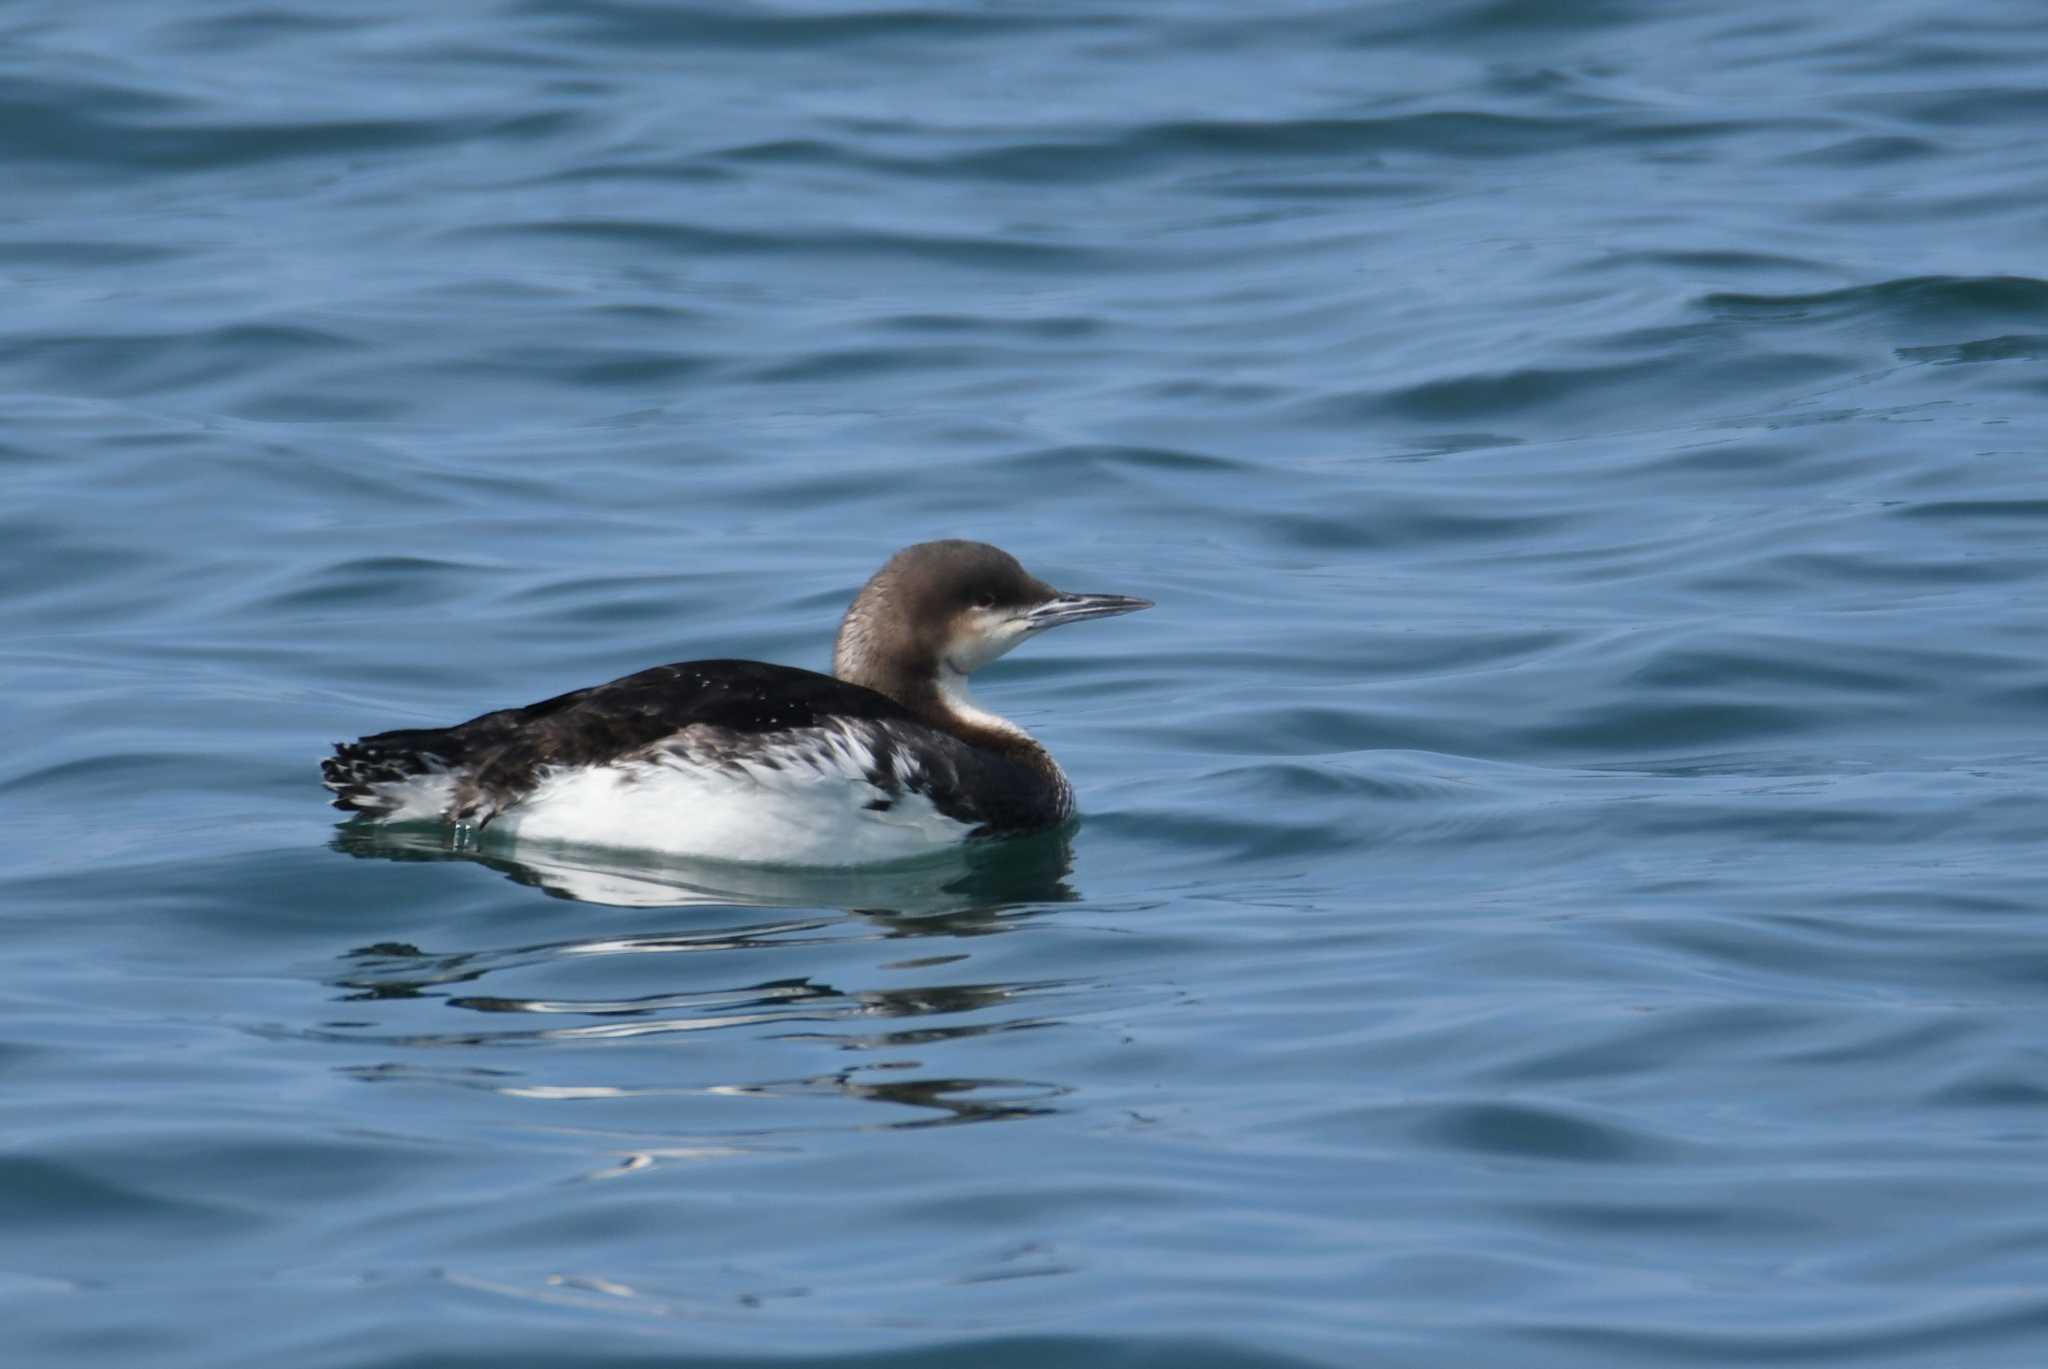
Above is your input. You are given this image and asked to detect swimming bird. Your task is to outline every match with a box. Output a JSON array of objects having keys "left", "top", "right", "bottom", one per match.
[{"left": 321, "top": 540, "right": 1151, "bottom": 865}]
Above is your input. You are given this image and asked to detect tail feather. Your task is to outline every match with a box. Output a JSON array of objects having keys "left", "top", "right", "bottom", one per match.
[{"left": 322, "top": 729, "right": 462, "bottom": 819}]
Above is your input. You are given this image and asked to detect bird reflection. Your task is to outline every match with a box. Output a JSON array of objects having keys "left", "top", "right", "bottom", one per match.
[
  {"left": 331, "top": 823, "right": 1077, "bottom": 914},
  {"left": 717, "top": 1069, "right": 1069, "bottom": 1129},
  {"left": 324, "top": 963, "right": 1082, "bottom": 1051},
  {"left": 322, "top": 828, "right": 1092, "bottom": 1141}
]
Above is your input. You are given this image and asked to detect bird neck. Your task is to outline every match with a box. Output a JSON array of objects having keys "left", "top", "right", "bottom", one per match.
[
  {"left": 834, "top": 620, "right": 1045, "bottom": 758},
  {"left": 930, "top": 665, "right": 1033, "bottom": 747},
  {"left": 870, "top": 665, "right": 1041, "bottom": 759}
]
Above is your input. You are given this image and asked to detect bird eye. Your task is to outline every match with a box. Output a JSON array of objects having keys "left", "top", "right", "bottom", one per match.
[{"left": 974, "top": 593, "right": 996, "bottom": 610}]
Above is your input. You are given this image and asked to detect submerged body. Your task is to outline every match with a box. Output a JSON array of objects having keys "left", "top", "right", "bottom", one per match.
[{"left": 321, "top": 542, "right": 1150, "bottom": 865}]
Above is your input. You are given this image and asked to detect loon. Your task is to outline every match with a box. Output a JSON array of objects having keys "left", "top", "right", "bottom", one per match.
[{"left": 321, "top": 540, "right": 1151, "bottom": 866}]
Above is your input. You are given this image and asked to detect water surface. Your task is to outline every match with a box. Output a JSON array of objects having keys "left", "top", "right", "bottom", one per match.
[{"left": 6, "top": 2, "right": 2048, "bottom": 1366}]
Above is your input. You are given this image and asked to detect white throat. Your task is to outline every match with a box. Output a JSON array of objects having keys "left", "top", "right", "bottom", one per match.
[{"left": 936, "top": 665, "right": 1032, "bottom": 743}]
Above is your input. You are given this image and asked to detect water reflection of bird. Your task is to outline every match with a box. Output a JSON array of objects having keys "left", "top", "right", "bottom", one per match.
[{"left": 331, "top": 821, "right": 1077, "bottom": 912}]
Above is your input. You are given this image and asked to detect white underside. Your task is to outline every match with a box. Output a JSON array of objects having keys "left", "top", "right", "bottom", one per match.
[
  {"left": 360, "top": 722, "right": 980, "bottom": 866},
  {"left": 485, "top": 760, "right": 973, "bottom": 866}
]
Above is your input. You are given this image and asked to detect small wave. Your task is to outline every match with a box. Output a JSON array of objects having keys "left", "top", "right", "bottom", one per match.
[
  {"left": 1702, "top": 274, "right": 2048, "bottom": 327},
  {"left": 1896, "top": 334, "right": 2048, "bottom": 366},
  {"left": 463, "top": 217, "right": 1114, "bottom": 270},
  {"left": 512, "top": 0, "right": 1101, "bottom": 49},
  {"left": 1412, "top": 1099, "right": 1686, "bottom": 1164},
  {"left": 259, "top": 554, "right": 505, "bottom": 614}
]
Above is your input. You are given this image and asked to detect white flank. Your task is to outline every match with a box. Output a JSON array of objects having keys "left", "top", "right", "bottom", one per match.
[{"left": 482, "top": 722, "right": 976, "bottom": 866}]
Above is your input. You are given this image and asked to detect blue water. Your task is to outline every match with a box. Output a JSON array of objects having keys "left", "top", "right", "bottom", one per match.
[{"left": 6, "top": 2, "right": 2048, "bottom": 1365}]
